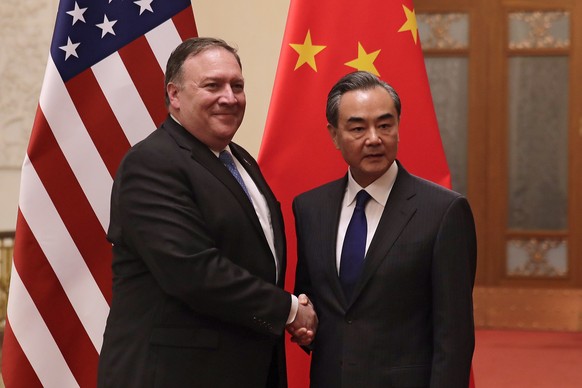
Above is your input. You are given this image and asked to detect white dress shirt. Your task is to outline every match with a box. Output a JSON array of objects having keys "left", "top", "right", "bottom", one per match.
[
  {"left": 335, "top": 162, "right": 398, "bottom": 273},
  {"left": 217, "top": 146, "right": 298, "bottom": 323}
]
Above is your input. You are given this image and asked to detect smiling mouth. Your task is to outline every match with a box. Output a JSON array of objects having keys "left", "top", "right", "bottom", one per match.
[{"left": 213, "top": 113, "right": 240, "bottom": 121}]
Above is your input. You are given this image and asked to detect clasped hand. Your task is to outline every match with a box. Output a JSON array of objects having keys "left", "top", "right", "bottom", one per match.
[{"left": 286, "top": 294, "right": 318, "bottom": 346}]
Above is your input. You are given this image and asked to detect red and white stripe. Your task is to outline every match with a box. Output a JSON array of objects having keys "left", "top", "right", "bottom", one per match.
[{"left": 2, "top": 8, "right": 197, "bottom": 388}]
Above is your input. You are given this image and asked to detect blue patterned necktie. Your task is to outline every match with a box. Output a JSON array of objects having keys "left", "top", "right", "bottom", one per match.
[
  {"left": 219, "top": 150, "right": 252, "bottom": 202},
  {"left": 339, "top": 190, "right": 371, "bottom": 300}
]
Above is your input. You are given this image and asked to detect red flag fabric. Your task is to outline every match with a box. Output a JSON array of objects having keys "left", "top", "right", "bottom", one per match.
[
  {"left": 258, "top": 0, "right": 474, "bottom": 387},
  {"left": 2, "top": 2, "right": 197, "bottom": 386}
]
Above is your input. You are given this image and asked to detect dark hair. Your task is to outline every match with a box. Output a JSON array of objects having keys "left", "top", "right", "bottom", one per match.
[
  {"left": 164, "top": 37, "right": 242, "bottom": 106},
  {"left": 326, "top": 71, "right": 401, "bottom": 127}
]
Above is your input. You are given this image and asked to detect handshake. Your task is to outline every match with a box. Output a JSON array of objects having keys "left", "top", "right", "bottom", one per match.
[{"left": 285, "top": 294, "right": 318, "bottom": 346}]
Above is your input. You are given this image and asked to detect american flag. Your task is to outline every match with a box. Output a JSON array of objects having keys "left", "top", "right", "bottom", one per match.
[{"left": 2, "top": 1, "right": 197, "bottom": 386}]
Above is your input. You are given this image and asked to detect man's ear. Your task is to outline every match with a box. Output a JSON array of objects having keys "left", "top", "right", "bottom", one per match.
[
  {"left": 327, "top": 124, "right": 340, "bottom": 149},
  {"left": 167, "top": 82, "right": 180, "bottom": 109}
]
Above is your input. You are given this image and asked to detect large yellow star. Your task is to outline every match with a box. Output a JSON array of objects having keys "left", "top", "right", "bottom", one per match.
[
  {"left": 289, "top": 30, "right": 326, "bottom": 71},
  {"left": 344, "top": 42, "right": 381, "bottom": 76},
  {"left": 398, "top": 5, "right": 418, "bottom": 44}
]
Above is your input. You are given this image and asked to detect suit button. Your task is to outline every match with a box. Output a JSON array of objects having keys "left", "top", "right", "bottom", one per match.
[{"left": 346, "top": 318, "right": 352, "bottom": 324}]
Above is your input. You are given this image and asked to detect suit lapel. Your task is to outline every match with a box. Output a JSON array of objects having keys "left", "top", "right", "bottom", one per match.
[
  {"left": 161, "top": 118, "right": 265, "bottom": 238},
  {"left": 230, "top": 144, "right": 287, "bottom": 285},
  {"left": 349, "top": 164, "right": 417, "bottom": 305},
  {"left": 322, "top": 177, "right": 351, "bottom": 308}
]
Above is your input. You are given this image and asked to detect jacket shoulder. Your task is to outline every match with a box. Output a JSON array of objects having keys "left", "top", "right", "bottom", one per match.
[{"left": 294, "top": 176, "right": 346, "bottom": 204}]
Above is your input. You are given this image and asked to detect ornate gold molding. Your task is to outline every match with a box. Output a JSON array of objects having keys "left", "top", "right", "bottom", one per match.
[
  {"left": 0, "top": 232, "right": 14, "bottom": 328},
  {"left": 507, "top": 238, "right": 567, "bottom": 277},
  {"left": 509, "top": 11, "right": 570, "bottom": 49},
  {"left": 417, "top": 13, "right": 468, "bottom": 50}
]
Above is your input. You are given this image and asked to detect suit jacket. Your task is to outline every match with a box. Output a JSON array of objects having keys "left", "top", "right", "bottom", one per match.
[
  {"left": 293, "top": 161, "right": 476, "bottom": 388},
  {"left": 98, "top": 117, "right": 289, "bottom": 388}
]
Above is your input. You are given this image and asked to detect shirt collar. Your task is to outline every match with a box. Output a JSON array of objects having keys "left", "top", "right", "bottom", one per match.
[
  {"left": 212, "top": 145, "right": 233, "bottom": 158},
  {"left": 346, "top": 161, "right": 398, "bottom": 207}
]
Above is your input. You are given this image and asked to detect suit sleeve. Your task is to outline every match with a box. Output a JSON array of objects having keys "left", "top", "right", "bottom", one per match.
[
  {"left": 292, "top": 198, "right": 312, "bottom": 298},
  {"left": 430, "top": 196, "right": 477, "bottom": 388},
  {"left": 109, "top": 141, "right": 291, "bottom": 338}
]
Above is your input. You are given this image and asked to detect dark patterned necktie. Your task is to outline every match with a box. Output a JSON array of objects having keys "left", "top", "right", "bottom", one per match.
[
  {"left": 339, "top": 190, "right": 371, "bottom": 300},
  {"left": 219, "top": 150, "right": 252, "bottom": 202}
]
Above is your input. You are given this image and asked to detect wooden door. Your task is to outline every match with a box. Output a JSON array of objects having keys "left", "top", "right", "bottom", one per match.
[{"left": 415, "top": 0, "right": 582, "bottom": 291}]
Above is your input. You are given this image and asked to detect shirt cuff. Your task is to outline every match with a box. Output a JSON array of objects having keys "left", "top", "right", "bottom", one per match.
[{"left": 286, "top": 294, "right": 299, "bottom": 325}]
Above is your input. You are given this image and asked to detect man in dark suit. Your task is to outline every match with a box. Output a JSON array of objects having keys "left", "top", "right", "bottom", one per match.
[
  {"left": 98, "top": 37, "right": 317, "bottom": 388},
  {"left": 293, "top": 71, "right": 477, "bottom": 387}
]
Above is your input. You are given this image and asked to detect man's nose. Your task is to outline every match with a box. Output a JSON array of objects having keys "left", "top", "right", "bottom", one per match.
[
  {"left": 366, "top": 128, "right": 382, "bottom": 144},
  {"left": 219, "top": 85, "right": 237, "bottom": 104}
]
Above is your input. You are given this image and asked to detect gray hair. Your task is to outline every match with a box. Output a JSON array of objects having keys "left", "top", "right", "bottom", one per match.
[{"left": 326, "top": 71, "right": 401, "bottom": 127}]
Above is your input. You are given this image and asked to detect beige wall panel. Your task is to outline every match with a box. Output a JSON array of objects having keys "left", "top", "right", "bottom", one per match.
[{"left": 191, "top": 0, "right": 289, "bottom": 157}]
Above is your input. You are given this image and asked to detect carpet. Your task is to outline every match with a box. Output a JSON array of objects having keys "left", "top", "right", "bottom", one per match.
[{"left": 473, "top": 329, "right": 582, "bottom": 387}]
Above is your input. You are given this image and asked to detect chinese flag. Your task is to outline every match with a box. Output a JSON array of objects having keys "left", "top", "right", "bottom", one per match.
[{"left": 259, "top": 0, "right": 475, "bottom": 387}]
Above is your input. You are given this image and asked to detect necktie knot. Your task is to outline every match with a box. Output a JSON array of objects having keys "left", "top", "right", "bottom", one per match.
[
  {"left": 219, "top": 149, "right": 235, "bottom": 166},
  {"left": 354, "top": 190, "right": 371, "bottom": 211}
]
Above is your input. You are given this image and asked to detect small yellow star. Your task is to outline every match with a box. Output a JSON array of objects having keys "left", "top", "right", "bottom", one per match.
[
  {"left": 344, "top": 42, "right": 381, "bottom": 76},
  {"left": 398, "top": 5, "right": 418, "bottom": 44},
  {"left": 289, "top": 30, "right": 327, "bottom": 71}
]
